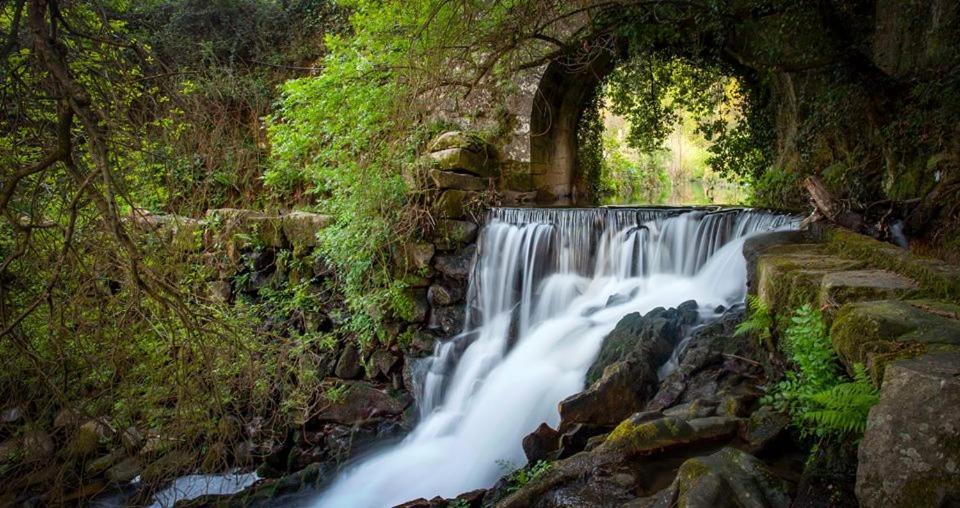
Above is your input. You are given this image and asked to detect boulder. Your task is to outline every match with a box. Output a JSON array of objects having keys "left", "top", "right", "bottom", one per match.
[
  {"left": 432, "top": 220, "right": 478, "bottom": 250},
  {"left": 434, "top": 244, "right": 476, "bottom": 280},
  {"left": 741, "top": 406, "right": 790, "bottom": 455},
  {"left": 335, "top": 343, "right": 363, "bottom": 380},
  {"left": 66, "top": 420, "right": 111, "bottom": 458},
  {"left": 429, "top": 169, "right": 491, "bottom": 191},
  {"left": 586, "top": 304, "right": 698, "bottom": 385},
  {"left": 85, "top": 449, "right": 124, "bottom": 476},
  {"left": 657, "top": 447, "right": 790, "bottom": 508},
  {"left": 1, "top": 406, "right": 23, "bottom": 424},
  {"left": 312, "top": 381, "right": 407, "bottom": 425},
  {"left": 831, "top": 299, "right": 960, "bottom": 381},
  {"left": 430, "top": 305, "right": 465, "bottom": 335},
  {"left": 427, "top": 280, "right": 464, "bottom": 306},
  {"left": 560, "top": 305, "right": 697, "bottom": 429},
  {"left": 856, "top": 352, "right": 960, "bottom": 507},
  {"left": 206, "top": 280, "right": 232, "bottom": 303},
  {"left": 369, "top": 349, "right": 399, "bottom": 378},
  {"left": 522, "top": 423, "right": 560, "bottom": 463},
  {"left": 495, "top": 416, "right": 740, "bottom": 508}
]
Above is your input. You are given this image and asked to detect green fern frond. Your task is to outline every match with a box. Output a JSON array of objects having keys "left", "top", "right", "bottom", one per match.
[{"left": 736, "top": 294, "right": 774, "bottom": 346}]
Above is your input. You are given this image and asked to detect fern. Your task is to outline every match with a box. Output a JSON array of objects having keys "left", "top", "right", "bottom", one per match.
[
  {"left": 735, "top": 294, "right": 774, "bottom": 347},
  {"left": 762, "top": 306, "right": 878, "bottom": 440},
  {"left": 803, "top": 364, "right": 879, "bottom": 437}
]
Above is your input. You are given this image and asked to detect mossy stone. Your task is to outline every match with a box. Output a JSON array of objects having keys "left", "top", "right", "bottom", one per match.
[{"left": 831, "top": 299, "right": 960, "bottom": 381}]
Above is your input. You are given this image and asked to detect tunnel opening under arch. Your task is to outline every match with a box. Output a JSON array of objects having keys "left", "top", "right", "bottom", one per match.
[{"left": 528, "top": 40, "right": 760, "bottom": 206}]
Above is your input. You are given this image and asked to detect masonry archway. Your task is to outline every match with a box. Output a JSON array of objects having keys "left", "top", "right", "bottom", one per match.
[{"left": 528, "top": 47, "right": 620, "bottom": 204}]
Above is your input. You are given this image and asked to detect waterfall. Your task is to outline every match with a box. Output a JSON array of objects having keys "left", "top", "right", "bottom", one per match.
[{"left": 315, "top": 207, "right": 796, "bottom": 508}]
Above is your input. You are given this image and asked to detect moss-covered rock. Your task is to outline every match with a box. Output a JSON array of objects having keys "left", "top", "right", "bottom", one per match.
[
  {"left": 830, "top": 299, "right": 960, "bottom": 381},
  {"left": 434, "top": 189, "right": 469, "bottom": 219},
  {"left": 756, "top": 247, "right": 863, "bottom": 313},
  {"left": 822, "top": 227, "right": 960, "bottom": 301},
  {"left": 428, "top": 148, "right": 497, "bottom": 178},
  {"left": 818, "top": 269, "right": 918, "bottom": 309},
  {"left": 658, "top": 447, "right": 790, "bottom": 508},
  {"left": 600, "top": 416, "right": 738, "bottom": 457},
  {"left": 280, "top": 211, "right": 331, "bottom": 251}
]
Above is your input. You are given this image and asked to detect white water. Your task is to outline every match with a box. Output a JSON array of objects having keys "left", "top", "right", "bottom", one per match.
[{"left": 315, "top": 207, "right": 795, "bottom": 508}]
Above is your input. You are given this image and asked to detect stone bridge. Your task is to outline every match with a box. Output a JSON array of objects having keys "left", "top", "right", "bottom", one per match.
[{"left": 423, "top": 0, "right": 957, "bottom": 207}]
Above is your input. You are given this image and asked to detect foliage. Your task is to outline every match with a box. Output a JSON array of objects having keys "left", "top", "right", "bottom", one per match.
[
  {"left": 501, "top": 459, "right": 553, "bottom": 493},
  {"left": 601, "top": 51, "right": 769, "bottom": 183},
  {"left": 763, "top": 305, "right": 878, "bottom": 440},
  {"left": 749, "top": 167, "right": 808, "bottom": 210},
  {"left": 804, "top": 364, "right": 879, "bottom": 436},
  {"left": 735, "top": 294, "right": 774, "bottom": 348}
]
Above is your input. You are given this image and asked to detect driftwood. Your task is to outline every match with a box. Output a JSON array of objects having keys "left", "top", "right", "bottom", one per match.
[{"left": 802, "top": 176, "right": 908, "bottom": 247}]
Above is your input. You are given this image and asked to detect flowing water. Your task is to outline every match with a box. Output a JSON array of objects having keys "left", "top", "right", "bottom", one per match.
[{"left": 315, "top": 207, "right": 796, "bottom": 508}]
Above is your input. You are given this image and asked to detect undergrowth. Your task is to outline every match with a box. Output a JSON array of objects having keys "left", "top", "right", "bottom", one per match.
[{"left": 761, "top": 304, "right": 879, "bottom": 440}]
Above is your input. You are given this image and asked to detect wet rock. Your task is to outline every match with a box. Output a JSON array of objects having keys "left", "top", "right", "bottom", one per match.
[
  {"left": 586, "top": 303, "right": 698, "bottom": 385},
  {"left": 523, "top": 423, "right": 560, "bottom": 463},
  {"left": 432, "top": 219, "right": 478, "bottom": 250},
  {"left": 313, "top": 381, "right": 407, "bottom": 425},
  {"left": 557, "top": 423, "right": 609, "bottom": 458},
  {"left": 560, "top": 305, "right": 698, "bottom": 429},
  {"left": 106, "top": 456, "right": 142, "bottom": 484},
  {"left": 434, "top": 244, "right": 476, "bottom": 280},
  {"left": 657, "top": 447, "right": 791, "bottom": 508},
  {"left": 403, "top": 330, "right": 438, "bottom": 357},
  {"left": 335, "top": 343, "right": 363, "bottom": 379},
  {"left": 856, "top": 352, "right": 960, "bottom": 507},
  {"left": 427, "top": 280, "right": 465, "bottom": 306},
  {"left": 431, "top": 305, "right": 465, "bottom": 335}
]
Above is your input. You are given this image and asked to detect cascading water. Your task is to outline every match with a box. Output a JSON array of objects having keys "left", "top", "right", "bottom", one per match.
[{"left": 315, "top": 207, "right": 796, "bottom": 508}]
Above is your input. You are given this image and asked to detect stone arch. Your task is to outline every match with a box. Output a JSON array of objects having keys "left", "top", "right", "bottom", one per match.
[{"left": 528, "top": 48, "right": 619, "bottom": 204}]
